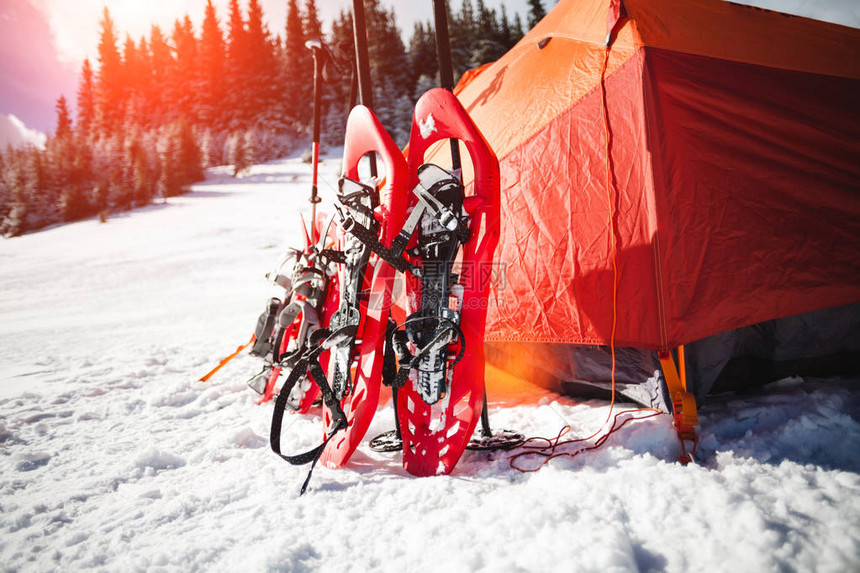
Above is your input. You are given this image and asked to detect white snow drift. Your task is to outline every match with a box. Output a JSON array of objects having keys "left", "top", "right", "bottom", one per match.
[{"left": 0, "top": 152, "right": 858, "bottom": 572}]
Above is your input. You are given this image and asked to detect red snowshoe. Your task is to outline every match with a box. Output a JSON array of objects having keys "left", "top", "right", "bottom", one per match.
[
  {"left": 392, "top": 88, "right": 502, "bottom": 476},
  {"left": 318, "top": 104, "right": 409, "bottom": 468}
]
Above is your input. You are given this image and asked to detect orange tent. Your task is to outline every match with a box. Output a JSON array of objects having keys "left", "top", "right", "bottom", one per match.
[{"left": 430, "top": 0, "right": 860, "bottom": 415}]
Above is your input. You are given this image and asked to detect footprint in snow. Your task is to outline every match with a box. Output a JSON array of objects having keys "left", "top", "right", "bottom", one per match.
[
  {"left": 134, "top": 448, "right": 186, "bottom": 472},
  {"left": 0, "top": 424, "right": 14, "bottom": 443},
  {"left": 231, "top": 427, "right": 266, "bottom": 449},
  {"left": 22, "top": 412, "right": 57, "bottom": 424},
  {"left": 14, "top": 452, "right": 52, "bottom": 472}
]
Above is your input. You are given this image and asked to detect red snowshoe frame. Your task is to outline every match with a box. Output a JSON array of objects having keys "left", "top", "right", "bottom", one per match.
[
  {"left": 319, "top": 105, "right": 408, "bottom": 468},
  {"left": 397, "top": 88, "right": 501, "bottom": 476}
]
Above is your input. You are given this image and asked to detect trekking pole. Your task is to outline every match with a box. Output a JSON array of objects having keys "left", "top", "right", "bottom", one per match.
[
  {"left": 351, "top": 0, "right": 400, "bottom": 443},
  {"left": 306, "top": 39, "right": 325, "bottom": 245},
  {"left": 351, "top": 0, "right": 377, "bottom": 178},
  {"left": 431, "top": 0, "right": 462, "bottom": 171}
]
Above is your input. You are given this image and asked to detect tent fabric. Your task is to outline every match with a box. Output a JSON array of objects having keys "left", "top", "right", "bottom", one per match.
[
  {"left": 486, "top": 302, "right": 860, "bottom": 411},
  {"left": 436, "top": 0, "right": 860, "bottom": 352}
]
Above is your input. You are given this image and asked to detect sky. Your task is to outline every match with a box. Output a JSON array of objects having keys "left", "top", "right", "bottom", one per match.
[{"left": 1, "top": 0, "right": 858, "bottom": 145}]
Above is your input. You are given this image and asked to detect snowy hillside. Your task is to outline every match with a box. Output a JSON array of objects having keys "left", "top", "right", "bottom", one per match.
[{"left": 1, "top": 152, "right": 858, "bottom": 572}]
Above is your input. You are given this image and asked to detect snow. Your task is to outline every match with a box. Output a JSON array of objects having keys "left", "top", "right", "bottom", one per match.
[{"left": 1, "top": 151, "right": 858, "bottom": 572}]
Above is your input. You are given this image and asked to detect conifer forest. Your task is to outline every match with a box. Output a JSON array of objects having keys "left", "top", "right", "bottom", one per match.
[{"left": 0, "top": 0, "right": 541, "bottom": 237}]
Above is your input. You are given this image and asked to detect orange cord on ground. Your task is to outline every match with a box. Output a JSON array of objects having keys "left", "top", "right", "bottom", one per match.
[
  {"left": 199, "top": 334, "right": 256, "bottom": 382},
  {"left": 509, "top": 409, "right": 663, "bottom": 471}
]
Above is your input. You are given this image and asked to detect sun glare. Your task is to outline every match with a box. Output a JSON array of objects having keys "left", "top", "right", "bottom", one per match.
[{"left": 36, "top": 0, "right": 260, "bottom": 65}]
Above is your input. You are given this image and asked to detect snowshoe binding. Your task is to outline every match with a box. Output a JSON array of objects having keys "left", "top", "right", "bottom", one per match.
[
  {"left": 248, "top": 217, "right": 339, "bottom": 413},
  {"left": 391, "top": 88, "right": 510, "bottom": 476}
]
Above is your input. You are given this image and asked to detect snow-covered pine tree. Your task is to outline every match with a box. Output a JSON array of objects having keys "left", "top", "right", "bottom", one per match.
[
  {"left": 413, "top": 74, "right": 438, "bottom": 102},
  {"left": 149, "top": 24, "right": 175, "bottom": 126},
  {"left": 284, "top": 0, "right": 312, "bottom": 126},
  {"left": 174, "top": 118, "right": 204, "bottom": 185},
  {"left": 468, "top": 3, "right": 505, "bottom": 68},
  {"left": 0, "top": 151, "right": 12, "bottom": 228},
  {"left": 120, "top": 35, "right": 138, "bottom": 119},
  {"left": 76, "top": 59, "right": 96, "bottom": 140},
  {"left": 123, "top": 34, "right": 155, "bottom": 128},
  {"left": 156, "top": 128, "right": 180, "bottom": 198},
  {"left": 132, "top": 37, "right": 153, "bottom": 128},
  {"left": 243, "top": 129, "right": 259, "bottom": 166},
  {"left": 116, "top": 133, "right": 140, "bottom": 211},
  {"left": 449, "top": 0, "right": 476, "bottom": 78},
  {"left": 227, "top": 130, "right": 249, "bottom": 177},
  {"left": 49, "top": 96, "right": 89, "bottom": 220},
  {"left": 199, "top": 0, "right": 226, "bottom": 127},
  {"left": 320, "top": 8, "right": 355, "bottom": 145},
  {"left": 66, "top": 135, "right": 94, "bottom": 220},
  {"left": 304, "top": 0, "right": 322, "bottom": 42},
  {"left": 55, "top": 96, "right": 73, "bottom": 140},
  {"left": 527, "top": 0, "right": 547, "bottom": 29},
  {"left": 409, "top": 22, "right": 437, "bottom": 89},
  {"left": 130, "top": 141, "right": 153, "bottom": 207},
  {"left": 389, "top": 92, "right": 414, "bottom": 147},
  {"left": 1, "top": 149, "right": 30, "bottom": 236},
  {"left": 172, "top": 15, "right": 198, "bottom": 123},
  {"left": 225, "top": 0, "right": 249, "bottom": 129},
  {"left": 497, "top": 5, "right": 515, "bottom": 51},
  {"left": 97, "top": 135, "right": 129, "bottom": 210},
  {"left": 246, "top": 0, "right": 279, "bottom": 129},
  {"left": 96, "top": 8, "right": 123, "bottom": 135},
  {"left": 365, "top": 0, "right": 410, "bottom": 138}
]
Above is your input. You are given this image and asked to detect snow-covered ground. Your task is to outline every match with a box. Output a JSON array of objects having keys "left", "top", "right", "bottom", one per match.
[{"left": 1, "top": 152, "right": 858, "bottom": 572}]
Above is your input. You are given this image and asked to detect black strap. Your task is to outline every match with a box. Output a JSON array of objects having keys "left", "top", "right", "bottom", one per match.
[
  {"left": 336, "top": 176, "right": 423, "bottom": 277},
  {"left": 270, "top": 326, "right": 286, "bottom": 362},
  {"left": 270, "top": 355, "right": 315, "bottom": 460},
  {"left": 337, "top": 208, "right": 421, "bottom": 276},
  {"left": 320, "top": 248, "right": 348, "bottom": 265},
  {"left": 339, "top": 185, "right": 379, "bottom": 219},
  {"left": 381, "top": 319, "right": 399, "bottom": 387},
  {"left": 269, "top": 327, "right": 355, "bottom": 495}
]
